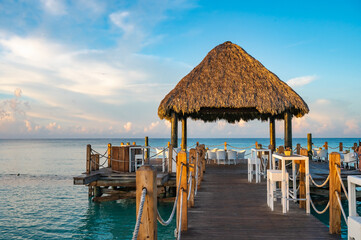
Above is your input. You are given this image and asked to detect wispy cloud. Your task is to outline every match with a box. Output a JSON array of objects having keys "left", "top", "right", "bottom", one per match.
[
  {"left": 286, "top": 75, "right": 317, "bottom": 87},
  {"left": 40, "top": 0, "right": 67, "bottom": 15}
]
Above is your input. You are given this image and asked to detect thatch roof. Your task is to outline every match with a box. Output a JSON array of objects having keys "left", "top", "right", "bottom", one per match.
[{"left": 158, "top": 41, "right": 309, "bottom": 123}]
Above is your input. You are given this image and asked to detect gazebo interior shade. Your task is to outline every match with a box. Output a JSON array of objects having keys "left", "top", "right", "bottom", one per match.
[{"left": 158, "top": 41, "right": 309, "bottom": 123}]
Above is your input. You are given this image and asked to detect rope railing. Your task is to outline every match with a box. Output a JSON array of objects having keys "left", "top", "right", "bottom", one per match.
[
  {"left": 195, "top": 158, "right": 199, "bottom": 197},
  {"left": 335, "top": 191, "right": 348, "bottom": 225},
  {"left": 335, "top": 165, "right": 349, "bottom": 200},
  {"left": 310, "top": 196, "right": 330, "bottom": 214},
  {"left": 205, "top": 143, "right": 224, "bottom": 148},
  {"left": 132, "top": 187, "right": 147, "bottom": 240},
  {"left": 157, "top": 162, "right": 184, "bottom": 226},
  {"left": 187, "top": 172, "right": 193, "bottom": 201},
  {"left": 227, "top": 143, "right": 255, "bottom": 149},
  {"left": 176, "top": 189, "right": 184, "bottom": 240},
  {"left": 309, "top": 174, "right": 330, "bottom": 188}
]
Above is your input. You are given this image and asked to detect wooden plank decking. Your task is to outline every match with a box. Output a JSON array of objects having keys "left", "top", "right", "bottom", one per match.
[{"left": 182, "top": 164, "right": 340, "bottom": 240}]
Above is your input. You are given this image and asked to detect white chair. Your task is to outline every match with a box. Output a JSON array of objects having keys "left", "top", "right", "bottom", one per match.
[
  {"left": 134, "top": 152, "right": 144, "bottom": 170},
  {"left": 267, "top": 170, "right": 289, "bottom": 211},
  {"left": 317, "top": 149, "right": 328, "bottom": 161},
  {"left": 237, "top": 150, "right": 246, "bottom": 160},
  {"left": 206, "top": 150, "right": 216, "bottom": 163},
  {"left": 227, "top": 150, "right": 237, "bottom": 165},
  {"left": 216, "top": 150, "right": 226, "bottom": 165},
  {"left": 343, "top": 152, "right": 357, "bottom": 169},
  {"left": 248, "top": 157, "right": 260, "bottom": 183}
]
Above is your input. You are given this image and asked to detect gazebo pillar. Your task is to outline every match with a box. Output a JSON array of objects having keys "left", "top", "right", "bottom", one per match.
[
  {"left": 284, "top": 111, "right": 292, "bottom": 149},
  {"left": 269, "top": 117, "right": 276, "bottom": 151},
  {"left": 171, "top": 112, "right": 178, "bottom": 148},
  {"left": 181, "top": 118, "right": 187, "bottom": 151}
]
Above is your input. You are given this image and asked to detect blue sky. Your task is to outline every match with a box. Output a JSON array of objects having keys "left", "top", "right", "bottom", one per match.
[{"left": 0, "top": 0, "right": 360, "bottom": 139}]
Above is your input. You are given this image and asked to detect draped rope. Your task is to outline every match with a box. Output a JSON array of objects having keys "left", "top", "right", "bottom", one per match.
[
  {"left": 309, "top": 174, "right": 330, "bottom": 188},
  {"left": 132, "top": 188, "right": 147, "bottom": 240},
  {"left": 309, "top": 195, "right": 330, "bottom": 214},
  {"left": 157, "top": 163, "right": 183, "bottom": 226},
  {"left": 176, "top": 189, "right": 184, "bottom": 240},
  {"left": 335, "top": 191, "right": 348, "bottom": 225},
  {"left": 335, "top": 166, "right": 349, "bottom": 200}
]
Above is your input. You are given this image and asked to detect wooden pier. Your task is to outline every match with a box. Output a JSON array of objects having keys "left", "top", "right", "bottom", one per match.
[{"left": 182, "top": 164, "right": 340, "bottom": 239}]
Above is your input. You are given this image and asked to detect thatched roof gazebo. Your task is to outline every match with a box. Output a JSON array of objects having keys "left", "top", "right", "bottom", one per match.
[{"left": 158, "top": 41, "right": 309, "bottom": 150}]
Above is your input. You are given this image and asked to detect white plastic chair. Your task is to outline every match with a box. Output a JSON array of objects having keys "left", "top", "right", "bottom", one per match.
[
  {"left": 206, "top": 150, "right": 216, "bottom": 163},
  {"left": 343, "top": 152, "right": 357, "bottom": 169},
  {"left": 267, "top": 170, "right": 289, "bottom": 211},
  {"left": 317, "top": 149, "right": 328, "bottom": 161},
  {"left": 227, "top": 150, "right": 237, "bottom": 165},
  {"left": 237, "top": 150, "right": 246, "bottom": 160},
  {"left": 248, "top": 157, "right": 260, "bottom": 183},
  {"left": 216, "top": 150, "right": 226, "bottom": 165}
]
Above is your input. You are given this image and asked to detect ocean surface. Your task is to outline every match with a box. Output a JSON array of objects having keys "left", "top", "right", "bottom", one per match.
[{"left": 0, "top": 138, "right": 360, "bottom": 239}]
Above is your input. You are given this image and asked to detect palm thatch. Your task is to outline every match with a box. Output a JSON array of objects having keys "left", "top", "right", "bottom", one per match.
[{"left": 158, "top": 41, "right": 309, "bottom": 123}]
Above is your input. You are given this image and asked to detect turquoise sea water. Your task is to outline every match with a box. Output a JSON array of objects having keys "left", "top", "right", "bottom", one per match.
[{"left": 0, "top": 138, "right": 360, "bottom": 239}]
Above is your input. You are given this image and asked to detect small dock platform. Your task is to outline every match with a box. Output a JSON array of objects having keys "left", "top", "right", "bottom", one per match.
[
  {"left": 73, "top": 167, "right": 171, "bottom": 187},
  {"left": 182, "top": 164, "right": 340, "bottom": 239}
]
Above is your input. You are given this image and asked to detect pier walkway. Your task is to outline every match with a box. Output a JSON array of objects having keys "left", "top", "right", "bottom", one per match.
[{"left": 182, "top": 164, "right": 340, "bottom": 240}]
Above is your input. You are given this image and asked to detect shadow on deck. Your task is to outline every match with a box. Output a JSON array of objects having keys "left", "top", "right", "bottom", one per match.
[{"left": 182, "top": 164, "right": 340, "bottom": 240}]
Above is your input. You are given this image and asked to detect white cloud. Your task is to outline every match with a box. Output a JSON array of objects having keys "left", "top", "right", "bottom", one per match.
[
  {"left": 41, "top": 0, "right": 67, "bottom": 15},
  {"left": 124, "top": 122, "right": 132, "bottom": 132},
  {"left": 144, "top": 121, "right": 160, "bottom": 132},
  {"left": 286, "top": 75, "right": 317, "bottom": 87},
  {"left": 110, "top": 11, "right": 135, "bottom": 35}
]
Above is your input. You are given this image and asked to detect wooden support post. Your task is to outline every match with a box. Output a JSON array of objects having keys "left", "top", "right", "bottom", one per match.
[
  {"left": 329, "top": 152, "right": 341, "bottom": 234},
  {"left": 324, "top": 142, "right": 328, "bottom": 150},
  {"left": 91, "top": 154, "right": 99, "bottom": 171},
  {"left": 298, "top": 148, "right": 308, "bottom": 209},
  {"left": 296, "top": 144, "right": 301, "bottom": 155},
  {"left": 339, "top": 142, "right": 343, "bottom": 152},
  {"left": 168, "top": 143, "right": 173, "bottom": 173},
  {"left": 269, "top": 116, "right": 276, "bottom": 151},
  {"left": 307, "top": 133, "right": 312, "bottom": 159},
  {"left": 224, "top": 142, "right": 227, "bottom": 151},
  {"left": 86, "top": 144, "right": 91, "bottom": 174},
  {"left": 171, "top": 112, "right": 178, "bottom": 148},
  {"left": 181, "top": 118, "right": 187, "bottom": 151},
  {"left": 188, "top": 149, "right": 196, "bottom": 208},
  {"left": 145, "top": 136, "right": 149, "bottom": 163},
  {"left": 284, "top": 111, "right": 292, "bottom": 149},
  {"left": 177, "top": 151, "right": 188, "bottom": 232},
  {"left": 196, "top": 142, "right": 199, "bottom": 147},
  {"left": 197, "top": 150, "right": 202, "bottom": 189},
  {"left": 255, "top": 141, "right": 258, "bottom": 149},
  {"left": 94, "top": 186, "right": 102, "bottom": 197},
  {"left": 199, "top": 151, "right": 204, "bottom": 180},
  {"left": 136, "top": 165, "right": 157, "bottom": 239},
  {"left": 108, "top": 143, "right": 112, "bottom": 168}
]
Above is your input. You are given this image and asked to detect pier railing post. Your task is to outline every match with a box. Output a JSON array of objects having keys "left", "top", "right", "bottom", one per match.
[
  {"left": 329, "top": 152, "right": 341, "bottom": 234},
  {"left": 168, "top": 143, "right": 173, "bottom": 173},
  {"left": 136, "top": 165, "right": 157, "bottom": 239},
  {"left": 307, "top": 133, "right": 312, "bottom": 160},
  {"left": 86, "top": 144, "right": 91, "bottom": 174},
  {"left": 108, "top": 143, "right": 112, "bottom": 168},
  {"left": 339, "top": 142, "right": 343, "bottom": 152},
  {"left": 177, "top": 151, "right": 188, "bottom": 232},
  {"left": 188, "top": 149, "right": 196, "bottom": 208},
  {"left": 298, "top": 148, "right": 307, "bottom": 209},
  {"left": 145, "top": 136, "right": 149, "bottom": 163},
  {"left": 296, "top": 144, "right": 301, "bottom": 155}
]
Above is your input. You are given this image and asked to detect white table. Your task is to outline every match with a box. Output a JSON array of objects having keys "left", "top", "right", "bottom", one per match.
[
  {"left": 251, "top": 148, "right": 272, "bottom": 176},
  {"left": 272, "top": 153, "right": 310, "bottom": 214}
]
